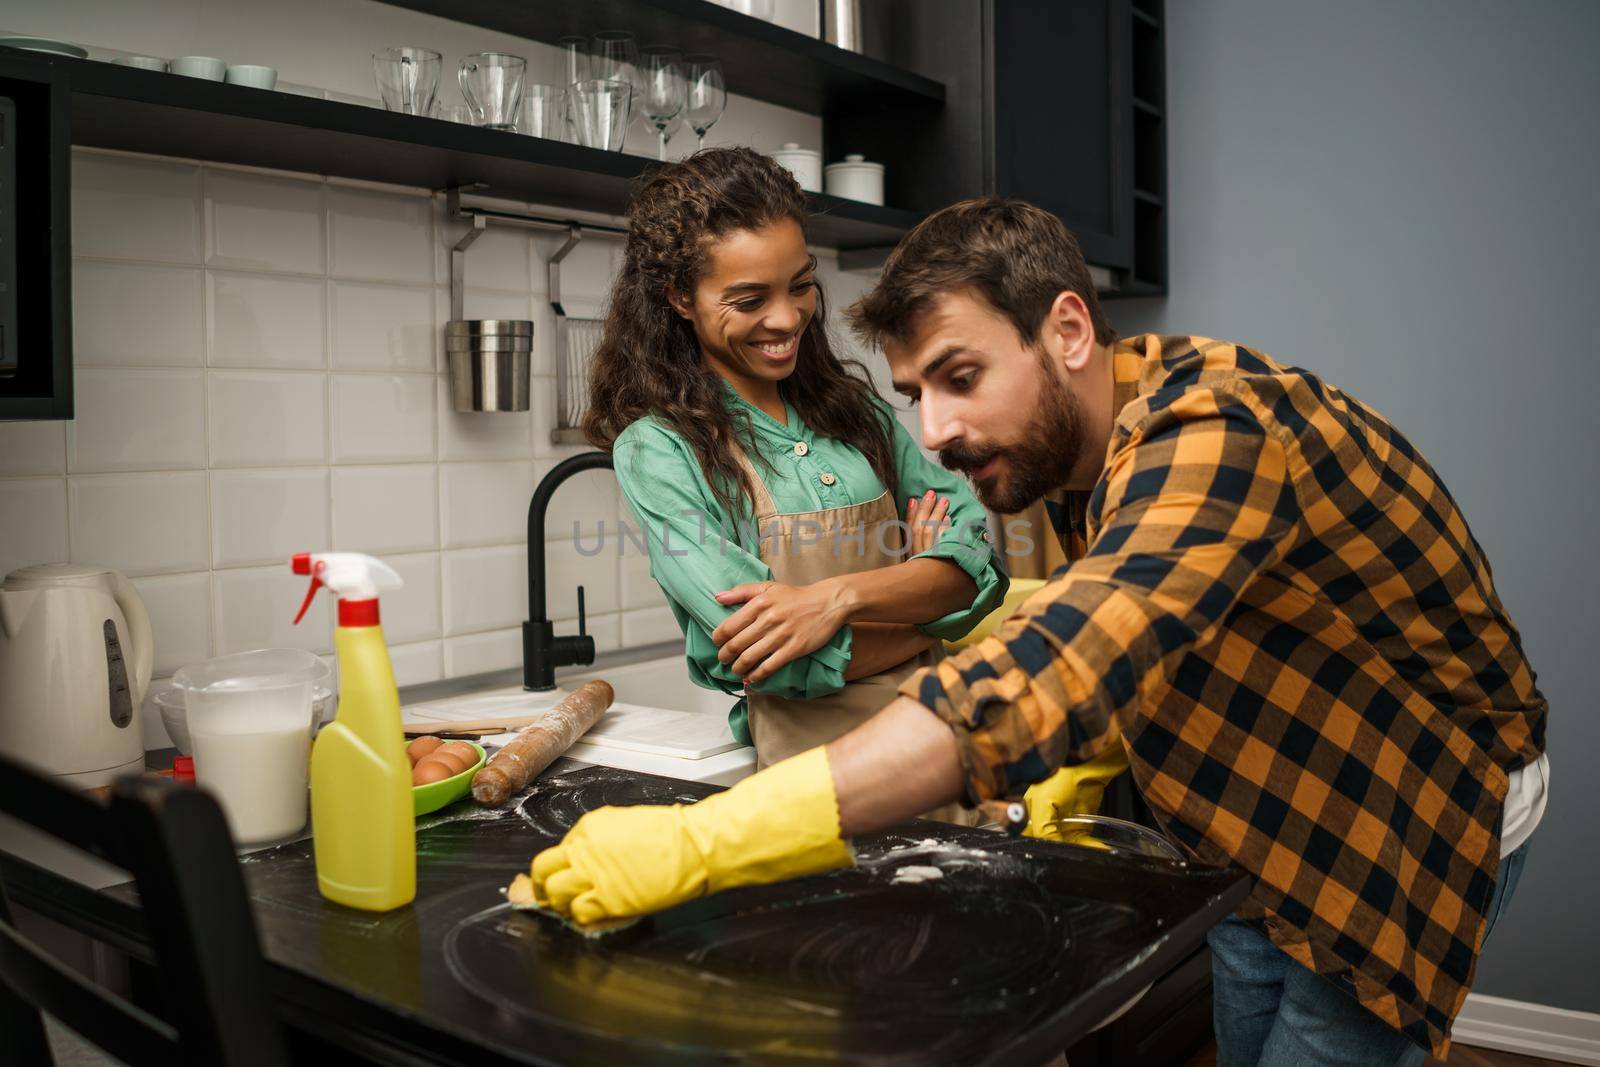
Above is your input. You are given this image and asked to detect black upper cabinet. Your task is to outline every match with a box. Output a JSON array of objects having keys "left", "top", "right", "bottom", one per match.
[
  {"left": 855, "top": 0, "right": 1167, "bottom": 292},
  {"left": 992, "top": 0, "right": 1133, "bottom": 271},
  {"left": 0, "top": 57, "right": 71, "bottom": 419}
]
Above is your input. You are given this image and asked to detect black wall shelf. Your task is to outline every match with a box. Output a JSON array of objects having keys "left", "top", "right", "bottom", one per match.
[
  {"left": 375, "top": 0, "right": 946, "bottom": 116},
  {"left": 6, "top": 49, "right": 922, "bottom": 252}
]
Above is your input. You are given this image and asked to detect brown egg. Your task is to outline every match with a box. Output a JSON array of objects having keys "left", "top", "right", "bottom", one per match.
[
  {"left": 412, "top": 760, "right": 453, "bottom": 786},
  {"left": 419, "top": 751, "right": 468, "bottom": 778},
  {"left": 439, "top": 741, "right": 478, "bottom": 766},
  {"left": 407, "top": 736, "right": 443, "bottom": 765}
]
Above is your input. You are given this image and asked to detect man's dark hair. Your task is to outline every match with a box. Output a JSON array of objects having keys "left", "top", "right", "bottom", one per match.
[{"left": 847, "top": 197, "right": 1115, "bottom": 350}]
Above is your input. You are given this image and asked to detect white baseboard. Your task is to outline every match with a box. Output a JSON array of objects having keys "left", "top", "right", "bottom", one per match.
[{"left": 1453, "top": 993, "right": 1600, "bottom": 1065}]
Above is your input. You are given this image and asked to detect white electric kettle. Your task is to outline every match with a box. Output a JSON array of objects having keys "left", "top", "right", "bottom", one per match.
[{"left": 0, "top": 563, "right": 152, "bottom": 788}]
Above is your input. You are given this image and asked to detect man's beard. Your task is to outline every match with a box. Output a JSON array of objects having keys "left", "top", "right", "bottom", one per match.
[{"left": 938, "top": 355, "right": 1085, "bottom": 514}]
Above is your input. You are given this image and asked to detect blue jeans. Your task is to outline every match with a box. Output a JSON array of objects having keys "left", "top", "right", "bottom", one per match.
[{"left": 1207, "top": 842, "right": 1530, "bottom": 1067}]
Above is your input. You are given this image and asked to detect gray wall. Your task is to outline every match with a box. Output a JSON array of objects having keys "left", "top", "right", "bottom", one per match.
[{"left": 1107, "top": 0, "right": 1600, "bottom": 1012}]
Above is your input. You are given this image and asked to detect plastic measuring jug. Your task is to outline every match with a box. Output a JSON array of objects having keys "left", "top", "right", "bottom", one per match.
[{"left": 173, "top": 648, "right": 329, "bottom": 844}]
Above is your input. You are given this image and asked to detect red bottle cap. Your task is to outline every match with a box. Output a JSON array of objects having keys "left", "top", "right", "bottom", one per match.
[
  {"left": 338, "top": 597, "right": 380, "bottom": 627},
  {"left": 172, "top": 756, "right": 196, "bottom": 784}
]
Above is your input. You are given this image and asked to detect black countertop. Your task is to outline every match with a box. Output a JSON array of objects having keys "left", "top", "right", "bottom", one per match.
[{"left": 90, "top": 762, "right": 1246, "bottom": 1066}]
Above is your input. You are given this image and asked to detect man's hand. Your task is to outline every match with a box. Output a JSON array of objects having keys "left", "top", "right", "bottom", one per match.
[
  {"left": 711, "top": 579, "right": 851, "bottom": 685},
  {"left": 1021, "top": 739, "right": 1131, "bottom": 840},
  {"left": 515, "top": 748, "right": 854, "bottom": 933}
]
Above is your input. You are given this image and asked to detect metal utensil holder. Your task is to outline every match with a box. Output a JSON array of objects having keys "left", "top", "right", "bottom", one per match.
[
  {"left": 548, "top": 225, "right": 606, "bottom": 445},
  {"left": 442, "top": 189, "right": 626, "bottom": 426},
  {"left": 445, "top": 319, "right": 532, "bottom": 412},
  {"left": 447, "top": 212, "right": 531, "bottom": 412}
]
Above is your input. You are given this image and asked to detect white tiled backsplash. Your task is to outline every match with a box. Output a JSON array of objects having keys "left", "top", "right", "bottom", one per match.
[{"left": 0, "top": 148, "right": 886, "bottom": 743}]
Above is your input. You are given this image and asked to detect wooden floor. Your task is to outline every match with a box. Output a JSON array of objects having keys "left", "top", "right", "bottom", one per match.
[{"left": 1183, "top": 1042, "right": 1568, "bottom": 1066}]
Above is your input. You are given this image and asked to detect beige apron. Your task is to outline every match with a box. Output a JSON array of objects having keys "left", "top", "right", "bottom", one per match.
[{"left": 731, "top": 446, "right": 980, "bottom": 827}]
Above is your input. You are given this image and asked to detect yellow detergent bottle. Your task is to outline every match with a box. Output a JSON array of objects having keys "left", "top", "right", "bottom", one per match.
[{"left": 290, "top": 551, "right": 415, "bottom": 911}]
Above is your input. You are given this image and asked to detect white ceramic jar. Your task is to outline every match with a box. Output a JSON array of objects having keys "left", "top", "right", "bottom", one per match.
[
  {"left": 771, "top": 142, "right": 822, "bottom": 193},
  {"left": 824, "top": 154, "right": 885, "bottom": 205}
]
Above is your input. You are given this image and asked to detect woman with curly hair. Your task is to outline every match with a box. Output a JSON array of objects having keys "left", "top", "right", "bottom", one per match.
[{"left": 586, "top": 148, "right": 1005, "bottom": 799}]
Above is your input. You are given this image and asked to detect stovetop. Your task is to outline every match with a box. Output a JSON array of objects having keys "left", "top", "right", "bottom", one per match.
[{"left": 108, "top": 763, "right": 1247, "bottom": 1066}]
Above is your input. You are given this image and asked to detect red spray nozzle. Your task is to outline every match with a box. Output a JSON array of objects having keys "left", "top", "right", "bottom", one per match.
[
  {"left": 291, "top": 553, "right": 324, "bottom": 625},
  {"left": 288, "top": 552, "right": 402, "bottom": 626},
  {"left": 293, "top": 574, "right": 323, "bottom": 625}
]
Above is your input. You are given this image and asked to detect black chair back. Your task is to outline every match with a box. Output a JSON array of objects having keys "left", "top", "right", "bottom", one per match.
[{"left": 0, "top": 755, "right": 290, "bottom": 1066}]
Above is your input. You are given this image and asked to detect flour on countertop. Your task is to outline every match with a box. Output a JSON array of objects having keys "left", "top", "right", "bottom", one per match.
[
  {"left": 860, "top": 837, "right": 997, "bottom": 869},
  {"left": 891, "top": 865, "right": 945, "bottom": 885}
]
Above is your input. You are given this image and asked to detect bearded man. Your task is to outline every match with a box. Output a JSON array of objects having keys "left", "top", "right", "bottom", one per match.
[{"left": 526, "top": 198, "right": 1549, "bottom": 1065}]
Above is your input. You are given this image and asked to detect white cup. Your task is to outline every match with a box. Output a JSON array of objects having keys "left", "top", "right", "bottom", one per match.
[
  {"left": 171, "top": 55, "right": 227, "bottom": 81},
  {"left": 225, "top": 64, "right": 278, "bottom": 90},
  {"left": 113, "top": 55, "right": 168, "bottom": 72}
]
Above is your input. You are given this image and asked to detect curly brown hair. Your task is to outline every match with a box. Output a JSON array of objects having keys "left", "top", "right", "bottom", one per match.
[{"left": 584, "top": 146, "right": 896, "bottom": 523}]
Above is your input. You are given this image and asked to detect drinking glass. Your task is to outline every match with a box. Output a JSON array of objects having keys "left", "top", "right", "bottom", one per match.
[
  {"left": 638, "top": 47, "right": 685, "bottom": 161},
  {"left": 571, "top": 78, "right": 633, "bottom": 152},
  {"left": 373, "top": 47, "right": 441, "bottom": 116},
  {"left": 591, "top": 30, "right": 639, "bottom": 145},
  {"left": 522, "top": 84, "right": 568, "bottom": 141},
  {"left": 683, "top": 55, "right": 726, "bottom": 151},
  {"left": 459, "top": 52, "right": 526, "bottom": 131}
]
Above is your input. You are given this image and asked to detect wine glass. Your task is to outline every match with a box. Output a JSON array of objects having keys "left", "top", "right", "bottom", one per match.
[
  {"left": 658, "top": 112, "right": 686, "bottom": 159},
  {"left": 591, "top": 32, "right": 638, "bottom": 91},
  {"left": 555, "top": 36, "right": 590, "bottom": 85},
  {"left": 553, "top": 37, "right": 590, "bottom": 141},
  {"left": 683, "top": 55, "right": 726, "bottom": 151},
  {"left": 638, "top": 47, "right": 685, "bottom": 161}
]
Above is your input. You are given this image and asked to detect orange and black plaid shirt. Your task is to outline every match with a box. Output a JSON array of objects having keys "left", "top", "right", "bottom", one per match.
[{"left": 903, "top": 334, "right": 1547, "bottom": 1055}]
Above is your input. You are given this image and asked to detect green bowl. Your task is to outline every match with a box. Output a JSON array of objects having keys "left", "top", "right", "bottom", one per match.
[{"left": 409, "top": 740, "right": 486, "bottom": 817}]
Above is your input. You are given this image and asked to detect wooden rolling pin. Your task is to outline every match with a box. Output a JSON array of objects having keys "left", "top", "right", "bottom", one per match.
[{"left": 470, "top": 681, "right": 614, "bottom": 807}]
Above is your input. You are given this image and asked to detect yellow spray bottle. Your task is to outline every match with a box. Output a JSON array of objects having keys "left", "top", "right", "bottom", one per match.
[{"left": 290, "top": 551, "right": 414, "bottom": 911}]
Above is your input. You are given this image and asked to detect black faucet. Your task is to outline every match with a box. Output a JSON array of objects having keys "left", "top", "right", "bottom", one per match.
[{"left": 523, "top": 451, "right": 614, "bottom": 691}]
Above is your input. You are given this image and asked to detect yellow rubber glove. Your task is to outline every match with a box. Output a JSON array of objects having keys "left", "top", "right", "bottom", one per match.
[
  {"left": 1022, "top": 736, "right": 1132, "bottom": 841},
  {"left": 508, "top": 746, "right": 854, "bottom": 932},
  {"left": 944, "top": 578, "right": 1048, "bottom": 651}
]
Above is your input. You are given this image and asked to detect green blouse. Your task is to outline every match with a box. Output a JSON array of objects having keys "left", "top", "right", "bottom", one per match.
[{"left": 613, "top": 383, "right": 1008, "bottom": 743}]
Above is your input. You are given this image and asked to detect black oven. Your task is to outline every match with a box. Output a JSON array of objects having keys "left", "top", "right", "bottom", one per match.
[{"left": 0, "top": 48, "right": 72, "bottom": 419}]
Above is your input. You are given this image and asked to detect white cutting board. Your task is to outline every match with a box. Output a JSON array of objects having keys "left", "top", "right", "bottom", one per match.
[
  {"left": 577, "top": 702, "right": 741, "bottom": 760},
  {"left": 403, "top": 690, "right": 740, "bottom": 761}
]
